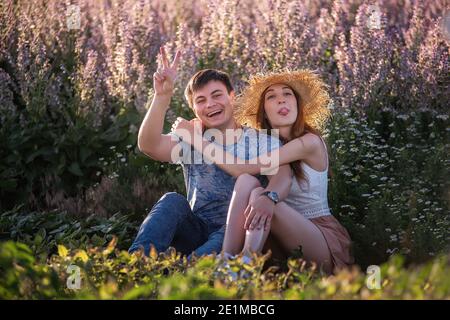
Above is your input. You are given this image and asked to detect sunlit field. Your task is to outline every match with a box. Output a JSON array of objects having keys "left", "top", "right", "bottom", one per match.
[{"left": 0, "top": 0, "right": 449, "bottom": 300}]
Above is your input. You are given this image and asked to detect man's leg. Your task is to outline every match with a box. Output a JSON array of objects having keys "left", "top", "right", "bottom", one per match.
[
  {"left": 170, "top": 209, "right": 210, "bottom": 256},
  {"left": 128, "top": 192, "right": 207, "bottom": 256},
  {"left": 190, "top": 225, "right": 225, "bottom": 258}
]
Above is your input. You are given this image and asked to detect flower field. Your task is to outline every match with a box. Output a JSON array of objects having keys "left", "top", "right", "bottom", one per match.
[{"left": 0, "top": 0, "right": 448, "bottom": 299}]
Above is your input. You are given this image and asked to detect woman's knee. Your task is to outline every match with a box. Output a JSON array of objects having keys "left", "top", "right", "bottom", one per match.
[
  {"left": 249, "top": 186, "right": 265, "bottom": 203},
  {"left": 272, "top": 201, "right": 290, "bottom": 220},
  {"left": 234, "top": 173, "right": 261, "bottom": 191},
  {"left": 270, "top": 203, "right": 332, "bottom": 270}
]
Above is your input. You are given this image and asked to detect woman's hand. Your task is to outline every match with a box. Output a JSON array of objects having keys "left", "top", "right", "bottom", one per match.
[
  {"left": 171, "top": 117, "right": 203, "bottom": 142},
  {"left": 153, "top": 46, "right": 181, "bottom": 97},
  {"left": 244, "top": 192, "right": 275, "bottom": 231}
]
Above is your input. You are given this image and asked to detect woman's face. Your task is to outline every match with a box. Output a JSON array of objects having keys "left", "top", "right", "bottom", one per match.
[{"left": 263, "top": 83, "right": 298, "bottom": 129}]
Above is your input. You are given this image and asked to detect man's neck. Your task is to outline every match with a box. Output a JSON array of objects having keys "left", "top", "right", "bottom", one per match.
[{"left": 205, "top": 120, "right": 243, "bottom": 145}]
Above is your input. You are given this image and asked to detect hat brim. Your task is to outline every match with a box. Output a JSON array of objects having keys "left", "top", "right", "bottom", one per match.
[{"left": 234, "top": 69, "right": 331, "bottom": 131}]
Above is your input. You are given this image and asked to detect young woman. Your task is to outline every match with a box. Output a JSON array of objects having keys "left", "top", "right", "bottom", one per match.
[{"left": 173, "top": 70, "right": 354, "bottom": 274}]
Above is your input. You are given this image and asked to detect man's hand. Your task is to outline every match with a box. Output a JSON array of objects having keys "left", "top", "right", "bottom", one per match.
[
  {"left": 153, "top": 46, "right": 181, "bottom": 97},
  {"left": 244, "top": 192, "right": 275, "bottom": 231}
]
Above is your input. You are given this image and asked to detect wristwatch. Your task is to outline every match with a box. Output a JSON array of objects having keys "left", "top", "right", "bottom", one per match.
[{"left": 260, "top": 191, "right": 279, "bottom": 204}]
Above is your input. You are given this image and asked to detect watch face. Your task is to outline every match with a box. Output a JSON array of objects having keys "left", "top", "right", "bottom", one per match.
[{"left": 269, "top": 192, "right": 279, "bottom": 203}]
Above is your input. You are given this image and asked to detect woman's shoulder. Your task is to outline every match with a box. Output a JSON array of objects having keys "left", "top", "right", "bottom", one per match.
[{"left": 295, "top": 133, "right": 323, "bottom": 152}]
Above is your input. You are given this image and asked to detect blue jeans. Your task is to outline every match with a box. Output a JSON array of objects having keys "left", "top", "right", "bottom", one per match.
[{"left": 128, "top": 192, "right": 224, "bottom": 258}]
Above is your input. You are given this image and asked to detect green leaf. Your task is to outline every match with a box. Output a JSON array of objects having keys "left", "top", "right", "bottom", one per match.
[
  {"left": 68, "top": 162, "right": 83, "bottom": 176},
  {"left": 26, "top": 146, "right": 54, "bottom": 163},
  {"left": 0, "top": 179, "right": 18, "bottom": 190},
  {"left": 34, "top": 228, "right": 46, "bottom": 245},
  {"left": 91, "top": 234, "right": 105, "bottom": 247},
  {"left": 79, "top": 146, "right": 92, "bottom": 163}
]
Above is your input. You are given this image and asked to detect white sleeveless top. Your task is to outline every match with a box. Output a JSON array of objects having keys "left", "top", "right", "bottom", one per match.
[{"left": 283, "top": 137, "right": 332, "bottom": 219}]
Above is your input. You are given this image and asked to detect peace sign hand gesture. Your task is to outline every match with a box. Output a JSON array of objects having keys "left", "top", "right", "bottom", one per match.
[{"left": 153, "top": 46, "right": 181, "bottom": 97}]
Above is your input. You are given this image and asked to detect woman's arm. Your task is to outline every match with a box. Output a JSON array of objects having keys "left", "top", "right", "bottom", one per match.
[
  {"left": 264, "top": 164, "right": 293, "bottom": 201},
  {"left": 198, "top": 132, "right": 321, "bottom": 177},
  {"left": 172, "top": 118, "right": 321, "bottom": 177}
]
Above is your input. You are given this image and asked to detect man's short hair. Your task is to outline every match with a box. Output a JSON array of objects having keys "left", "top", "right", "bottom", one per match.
[{"left": 184, "top": 69, "right": 234, "bottom": 109}]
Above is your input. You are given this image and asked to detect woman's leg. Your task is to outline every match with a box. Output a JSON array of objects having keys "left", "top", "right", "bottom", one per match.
[
  {"left": 222, "top": 174, "right": 261, "bottom": 255},
  {"left": 242, "top": 187, "right": 271, "bottom": 256},
  {"left": 270, "top": 202, "right": 333, "bottom": 274}
]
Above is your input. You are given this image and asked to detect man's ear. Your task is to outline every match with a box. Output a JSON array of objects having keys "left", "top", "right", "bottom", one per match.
[{"left": 229, "top": 90, "right": 235, "bottom": 101}]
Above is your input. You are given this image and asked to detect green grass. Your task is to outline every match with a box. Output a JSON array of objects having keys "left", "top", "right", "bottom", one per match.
[{"left": 1, "top": 239, "right": 449, "bottom": 299}]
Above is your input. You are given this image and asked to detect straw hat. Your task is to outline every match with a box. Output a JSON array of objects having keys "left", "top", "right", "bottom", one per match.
[{"left": 234, "top": 69, "right": 332, "bottom": 131}]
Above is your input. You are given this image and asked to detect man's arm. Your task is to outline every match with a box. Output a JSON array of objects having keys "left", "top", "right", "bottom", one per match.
[
  {"left": 138, "top": 94, "right": 177, "bottom": 162},
  {"left": 138, "top": 47, "right": 181, "bottom": 163},
  {"left": 199, "top": 136, "right": 318, "bottom": 177}
]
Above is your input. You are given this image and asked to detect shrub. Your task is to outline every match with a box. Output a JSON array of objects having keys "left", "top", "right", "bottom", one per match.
[
  {"left": 327, "top": 108, "right": 449, "bottom": 268},
  {"left": 1, "top": 240, "right": 449, "bottom": 299}
]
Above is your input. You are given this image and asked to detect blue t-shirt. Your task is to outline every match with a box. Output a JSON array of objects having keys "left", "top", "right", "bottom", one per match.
[{"left": 171, "top": 126, "right": 281, "bottom": 232}]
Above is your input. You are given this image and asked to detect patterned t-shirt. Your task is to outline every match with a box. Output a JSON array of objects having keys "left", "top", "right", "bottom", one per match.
[{"left": 171, "top": 126, "right": 281, "bottom": 232}]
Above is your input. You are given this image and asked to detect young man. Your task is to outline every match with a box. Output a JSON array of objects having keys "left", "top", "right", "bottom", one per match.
[{"left": 128, "top": 47, "right": 292, "bottom": 258}]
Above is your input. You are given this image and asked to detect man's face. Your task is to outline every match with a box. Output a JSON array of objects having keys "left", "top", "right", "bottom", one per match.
[{"left": 192, "top": 81, "right": 235, "bottom": 130}]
